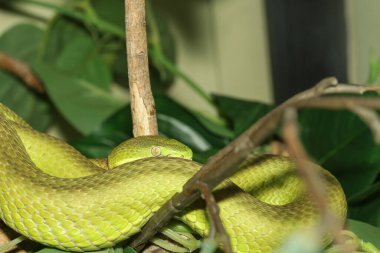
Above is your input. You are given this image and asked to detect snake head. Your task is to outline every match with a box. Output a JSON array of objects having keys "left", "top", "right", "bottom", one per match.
[{"left": 108, "top": 135, "right": 193, "bottom": 168}]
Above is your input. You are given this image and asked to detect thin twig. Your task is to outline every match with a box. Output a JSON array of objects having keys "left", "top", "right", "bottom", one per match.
[
  {"left": 125, "top": 0, "right": 158, "bottom": 137},
  {"left": 129, "top": 77, "right": 380, "bottom": 251},
  {"left": 324, "top": 83, "right": 380, "bottom": 94},
  {"left": 282, "top": 108, "right": 329, "bottom": 216},
  {"left": 282, "top": 108, "right": 350, "bottom": 253},
  {"left": 0, "top": 235, "right": 26, "bottom": 253},
  {"left": 129, "top": 77, "right": 339, "bottom": 249},
  {"left": 349, "top": 106, "right": 380, "bottom": 143},
  {"left": 142, "top": 245, "right": 170, "bottom": 253},
  {"left": 293, "top": 96, "right": 380, "bottom": 109},
  {"left": 0, "top": 52, "right": 44, "bottom": 93},
  {"left": 198, "top": 182, "right": 232, "bottom": 253}
]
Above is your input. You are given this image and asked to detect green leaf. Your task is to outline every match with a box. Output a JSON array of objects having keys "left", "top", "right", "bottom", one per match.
[
  {"left": 35, "top": 247, "right": 124, "bottom": 253},
  {"left": 0, "top": 24, "right": 52, "bottom": 130},
  {"left": 43, "top": 17, "right": 90, "bottom": 64},
  {"left": 347, "top": 219, "right": 380, "bottom": 248},
  {"left": 298, "top": 104, "right": 380, "bottom": 198},
  {"left": 0, "top": 72, "right": 51, "bottom": 130},
  {"left": 34, "top": 63, "right": 126, "bottom": 135},
  {"left": 191, "top": 111, "right": 234, "bottom": 139},
  {"left": 35, "top": 248, "right": 69, "bottom": 253},
  {"left": 349, "top": 196, "right": 380, "bottom": 227},
  {"left": 366, "top": 53, "right": 380, "bottom": 85},
  {"left": 0, "top": 23, "right": 42, "bottom": 64},
  {"left": 213, "top": 94, "right": 273, "bottom": 137},
  {"left": 147, "top": 3, "right": 176, "bottom": 91},
  {"left": 42, "top": 16, "right": 112, "bottom": 90},
  {"left": 0, "top": 236, "right": 26, "bottom": 252},
  {"left": 155, "top": 94, "right": 229, "bottom": 153},
  {"left": 72, "top": 105, "right": 133, "bottom": 158},
  {"left": 123, "top": 247, "right": 137, "bottom": 253},
  {"left": 56, "top": 35, "right": 111, "bottom": 90},
  {"left": 90, "top": 0, "right": 125, "bottom": 29},
  {"left": 74, "top": 95, "right": 229, "bottom": 162},
  {"left": 349, "top": 179, "right": 380, "bottom": 204},
  {"left": 90, "top": 0, "right": 176, "bottom": 91}
]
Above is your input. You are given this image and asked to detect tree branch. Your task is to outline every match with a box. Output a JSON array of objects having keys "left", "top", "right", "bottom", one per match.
[
  {"left": 198, "top": 182, "right": 232, "bottom": 253},
  {"left": 125, "top": 0, "right": 158, "bottom": 137},
  {"left": 0, "top": 52, "right": 44, "bottom": 93},
  {"left": 129, "top": 77, "right": 380, "bottom": 250}
]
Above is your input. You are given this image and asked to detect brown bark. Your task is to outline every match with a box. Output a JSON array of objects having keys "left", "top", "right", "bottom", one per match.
[
  {"left": 130, "top": 77, "right": 380, "bottom": 250},
  {"left": 0, "top": 52, "right": 44, "bottom": 93},
  {"left": 125, "top": 0, "right": 158, "bottom": 137}
]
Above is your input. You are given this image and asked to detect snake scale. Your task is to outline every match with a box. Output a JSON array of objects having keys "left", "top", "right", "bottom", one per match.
[{"left": 0, "top": 103, "right": 347, "bottom": 252}]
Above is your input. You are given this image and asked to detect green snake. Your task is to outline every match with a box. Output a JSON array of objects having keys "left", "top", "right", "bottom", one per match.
[{"left": 0, "top": 103, "right": 347, "bottom": 252}]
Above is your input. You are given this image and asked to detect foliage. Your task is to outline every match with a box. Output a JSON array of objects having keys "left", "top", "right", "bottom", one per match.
[{"left": 0, "top": 0, "right": 379, "bottom": 252}]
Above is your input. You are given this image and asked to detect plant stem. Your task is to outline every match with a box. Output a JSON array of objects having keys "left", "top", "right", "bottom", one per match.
[
  {"left": 10, "top": 0, "right": 124, "bottom": 37},
  {"left": 158, "top": 52, "right": 214, "bottom": 106},
  {"left": 145, "top": 1, "right": 214, "bottom": 106},
  {"left": 9, "top": 0, "right": 213, "bottom": 107},
  {"left": 0, "top": 235, "right": 26, "bottom": 252}
]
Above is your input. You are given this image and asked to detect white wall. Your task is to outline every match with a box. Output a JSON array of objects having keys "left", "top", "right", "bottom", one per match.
[
  {"left": 0, "top": 0, "right": 273, "bottom": 114},
  {"left": 1, "top": 0, "right": 378, "bottom": 113},
  {"left": 0, "top": 1, "right": 61, "bottom": 32},
  {"left": 346, "top": 0, "right": 380, "bottom": 84},
  {"left": 156, "top": 0, "right": 272, "bottom": 114}
]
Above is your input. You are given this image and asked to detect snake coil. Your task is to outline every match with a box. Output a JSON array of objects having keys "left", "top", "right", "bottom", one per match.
[{"left": 0, "top": 104, "right": 346, "bottom": 252}]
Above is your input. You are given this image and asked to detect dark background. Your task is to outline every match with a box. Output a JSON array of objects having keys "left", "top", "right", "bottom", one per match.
[{"left": 265, "top": 0, "right": 347, "bottom": 103}]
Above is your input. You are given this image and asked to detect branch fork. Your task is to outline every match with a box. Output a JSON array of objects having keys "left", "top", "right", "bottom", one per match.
[{"left": 130, "top": 77, "right": 380, "bottom": 252}]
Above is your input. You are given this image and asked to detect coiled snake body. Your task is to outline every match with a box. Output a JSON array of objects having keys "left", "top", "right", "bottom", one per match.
[{"left": 0, "top": 104, "right": 347, "bottom": 252}]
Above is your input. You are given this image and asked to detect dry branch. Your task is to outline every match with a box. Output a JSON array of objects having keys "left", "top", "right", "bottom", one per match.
[
  {"left": 130, "top": 77, "right": 380, "bottom": 251},
  {"left": 0, "top": 52, "right": 44, "bottom": 93},
  {"left": 350, "top": 106, "right": 380, "bottom": 143},
  {"left": 281, "top": 108, "right": 345, "bottom": 246},
  {"left": 282, "top": 108, "right": 329, "bottom": 215},
  {"left": 125, "top": 0, "right": 229, "bottom": 251},
  {"left": 198, "top": 182, "right": 233, "bottom": 253},
  {"left": 125, "top": 0, "right": 158, "bottom": 137}
]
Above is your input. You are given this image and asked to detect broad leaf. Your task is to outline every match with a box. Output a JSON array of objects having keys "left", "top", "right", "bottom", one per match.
[
  {"left": 349, "top": 196, "right": 380, "bottom": 227},
  {"left": 155, "top": 94, "right": 229, "bottom": 152},
  {"left": 34, "top": 63, "right": 125, "bottom": 134},
  {"left": 90, "top": 0, "right": 125, "bottom": 29},
  {"left": 56, "top": 36, "right": 111, "bottom": 90},
  {"left": 72, "top": 105, "right": 133, "bottom": 158},
  {"left": 0, "top": 24, "right": 52, "bottom": 130},
  {"left": 35, "top": 248, "right": 68, "bottom": 253},
  {"left": 190, "top": 111, "right": 234, "bottom": 139},
  {"left": 213, "top": 94, "right": 273, "bottom": 137},
  {"left": 366, "top": 54, "right": 380, "bottom": 85},
  {"left": 74, "top": 95, "right": 229, "bottom": 162},
  {"left": 298, "top": 105, "right": 380, "bottom": 198},
  {"left": 347, "top": 219, "right": 380, "bottom": 248},
  {"left": 123, "top": 247, "right": 137, "bottom": 253},
  {"left": 42, "top": 17, "right": 89, "bottom": 64}
]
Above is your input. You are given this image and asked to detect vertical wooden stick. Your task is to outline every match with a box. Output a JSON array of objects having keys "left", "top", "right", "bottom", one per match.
[{"left": 125, "top": 0, "right": 158, "bottom": 137}]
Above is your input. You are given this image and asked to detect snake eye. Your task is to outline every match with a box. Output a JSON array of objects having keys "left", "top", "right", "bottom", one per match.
[{"left": 151, "top": 146, "right": 161, "bottom": 157}]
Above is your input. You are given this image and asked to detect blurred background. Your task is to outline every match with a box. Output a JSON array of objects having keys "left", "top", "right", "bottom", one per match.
[{"left": 1, "top": 0, "right": 378, "bottom": 113}]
